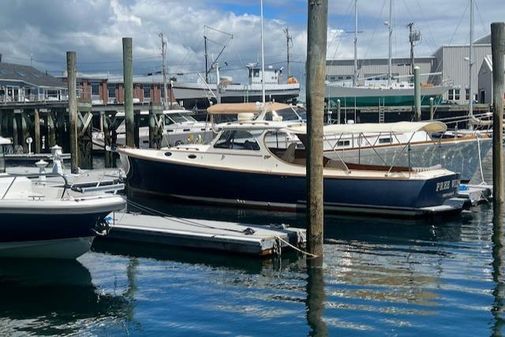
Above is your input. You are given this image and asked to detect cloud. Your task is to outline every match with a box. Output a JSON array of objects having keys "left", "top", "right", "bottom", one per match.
[{"left": 0, "top": 0, "right": 502, "bottom": 86}]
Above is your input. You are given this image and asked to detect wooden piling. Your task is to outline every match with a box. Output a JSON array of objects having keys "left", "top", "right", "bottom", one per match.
[
  {"left": 414, "top": 66, "right": 421, "bottom": 121},
  {"left": 491, "top": 22, "right": 505, "bottom": 206},
  {"left": 67, "top": 51, "right": 79, "bottom": 173},
  {"left": 122, "top": 37, "right": 135, "bottom": 148},
  {"left": 34, "top": 108, "right": 41, "bottom": 153},
  {"left": 20, "top": 110, "right": 29, "bottom": 153},
  {"left": 102, "top": 112, "right": 113, "bottom": 168},
  {"left": 149, "top": 105, "right": 163, "bottom": 149},
  {"left": 336, "top": 99, "right": 341, "bottom": 124},
  {"left": 306, "top": 0, "right": 328, "bottom": 260},
  {"left": 429, "top": 97, "right": 435, "bottom": 120}
]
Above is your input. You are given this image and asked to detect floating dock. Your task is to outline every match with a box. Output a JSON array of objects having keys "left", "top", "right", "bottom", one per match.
[{"left": 106, "top": 212, "right": 306, "bottom": 257}]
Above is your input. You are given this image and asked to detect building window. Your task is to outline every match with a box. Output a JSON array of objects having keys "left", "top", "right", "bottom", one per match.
[
  {"left": 91, "top": 83, "right": 100, "bottom": 95},
  {"left": 448, "top": 89, "right": 460, "bottom": 101},
  {"left": 465, "top": 88, "right": 470, "bottom": 101},
  {"left": 144, "top": 84, "right": 151, "bottom": 98},
  {"left": 108, "top": 84, "right": 116, "bottom": 98}
]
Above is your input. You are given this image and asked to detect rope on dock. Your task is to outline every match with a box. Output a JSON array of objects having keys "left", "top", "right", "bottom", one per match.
[
  {"left": 275, "top": 235, "right": 318, "bottom": 258},
  {"left": 126, "top": 199, "right": 267, "bottom": 235}
]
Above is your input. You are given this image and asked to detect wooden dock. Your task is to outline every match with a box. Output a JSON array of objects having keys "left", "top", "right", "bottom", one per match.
[{"left": 106, "top": 212, "right": 307, "bottom": 257}]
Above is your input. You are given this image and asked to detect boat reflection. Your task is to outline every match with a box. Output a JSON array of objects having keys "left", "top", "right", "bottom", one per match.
[
  {"left": 93, "top": 239, "right": 305, "bottom": 275},
  {"left": 0, "top": 259, "right": 131, "bottom": 336}
]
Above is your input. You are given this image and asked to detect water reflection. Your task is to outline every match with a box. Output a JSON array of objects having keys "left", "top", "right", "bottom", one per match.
[
  {"left": 0, "top": 259, "right": 131, "bottom": 336},
  {"left": 306, "top": 258, "right": 328, "bottom": 337},
  {"left": 492, "top": 206, "right": 505, "bottom": 337}
]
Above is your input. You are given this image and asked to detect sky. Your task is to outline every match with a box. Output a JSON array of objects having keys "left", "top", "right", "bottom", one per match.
[{"left": 0, "top": 0, "right": 503, "bottom": 85}]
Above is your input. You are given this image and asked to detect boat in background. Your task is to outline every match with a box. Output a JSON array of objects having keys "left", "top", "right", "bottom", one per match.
[
  {"left": 172, "top": 64, "right": 300, "bottom": 109},
  {"left": 0, "top": 137, "right": 125, "bottom": 259},
  {"left": 93, "top": 109, "right": 214, "bottom": 150},
  {"left": 207, "top": 102, "right": 492, "bottom": 182},
  {"left": 325, "top": 0, "right": 450, "bottom": 108},
  {"left": 119, "top": 121, "right": 466, "bottom": 217}
]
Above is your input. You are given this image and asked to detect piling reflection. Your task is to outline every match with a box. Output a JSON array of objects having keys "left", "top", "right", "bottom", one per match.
[
  {"left": 306, "top": 258, "right": 328, "bottom": 337},
  {"left": 0, "top": 259, "right": 131, "bottom": 336},
  {"left": 492, "top": 205, "right": 505, "bottom": 337}
]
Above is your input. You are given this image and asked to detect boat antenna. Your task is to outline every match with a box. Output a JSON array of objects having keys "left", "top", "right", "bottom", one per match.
[
  {"left": 283, "top": 27, "right": 293, "bottom": 79},
  {"left": 159, "top": 32, "right": 169, "bottom": 109},
  {"left": 260, "top": 0, "right": 266, "bottom": 107}
]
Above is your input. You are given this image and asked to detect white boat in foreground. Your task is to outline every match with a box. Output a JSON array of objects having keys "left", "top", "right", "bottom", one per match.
[{"left": 0, "top": 137, "right": 126, "bottom": 259}]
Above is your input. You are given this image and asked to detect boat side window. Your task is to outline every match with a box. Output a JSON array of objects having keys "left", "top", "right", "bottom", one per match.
[
  {"left": 170, "top": 113, "right": 189, "bottom": 124},
  {"left": 378, "top": 137, "right": 392, "bottom": 144},
  {"left": 264, "top": 112, "right": 273, "bottom": 121},
  {"left": 165, "top": 116, "right": 174, "bottom": 125},
  {"left": 213, "top": 130, "right": 260, "bottom": 150},
  {"left": 139, "top": 115, "right": 150, "bottom": 128}
]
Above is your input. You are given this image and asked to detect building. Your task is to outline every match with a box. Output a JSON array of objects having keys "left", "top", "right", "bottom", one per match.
[
  {"left": 326, "top": 57, "right": 437, "bottom": 86},
  {"left": 326, "top": 35, "right": 492, "bottom": 105},
  {"left": 432, "top": 35, "right": 491, "bottom": 104},
  {"left": 478, "top": 54, "right": 505, "bottom": 105},
  {"left": 0, "top": 55, "right": 67, "bottom": 103}
]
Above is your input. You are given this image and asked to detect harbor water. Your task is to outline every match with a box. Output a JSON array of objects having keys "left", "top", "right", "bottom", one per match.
[{"left": 1, "top": 156, "right": 505, "bottom": 336}]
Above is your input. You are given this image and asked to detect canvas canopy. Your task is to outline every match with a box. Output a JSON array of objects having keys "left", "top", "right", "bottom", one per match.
[
  {"left": 207, "top": 102, "right": 292, "bottom": 115},
  {"left": 286, "top": 121, "right": 447, "bottom": 135}
]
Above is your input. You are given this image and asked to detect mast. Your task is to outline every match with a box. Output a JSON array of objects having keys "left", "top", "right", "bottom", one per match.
[
  {"left": 260, "top": 0, "right": 266, "bottom": 105},
  {"left": 159, "top": 33, "right": 169, "bottom": 109},
  {"left": 387, "top": 0, "right": 393, "bottom": 86},
  {"left": 284, "top": 27, "right": 292, "bottom": 78},
  {"left": 353, "top": 0, "right": 358, "bottom": 87},
  {"left": 468, "top": 0, "right": 474, "bottom": 119},
  {"left": 204, "top": 35, "right": 209, "bottom": 83}
]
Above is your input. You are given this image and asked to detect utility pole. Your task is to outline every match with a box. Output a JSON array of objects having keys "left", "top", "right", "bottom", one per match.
[
  {"left": 407, "top": 23, "right": 420, "bottom": 76},
  {"left": 160, "top": 33, "right": 168, "bottom": 109},
  {"left": 283, "top": 27, "right": 293, "bottom": 78}
]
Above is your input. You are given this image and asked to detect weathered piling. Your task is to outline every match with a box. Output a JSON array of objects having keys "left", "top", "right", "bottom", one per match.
[
  {"left": 77, "top": 103, "right": 93, "bottom": 169},
  {"left": 414, "top": 66, "right": 421, "bottom": 121},
  {"left": 122, "top": 37, "right": 135, "bottom": 148},
  {"left": 306, "top": 0, "right": 328, "bottom": 260},
  {"left": 491, "top": 22, "right": 505, "bottom": 206},
  {"left": 429, "top": 97, "right": 435, "bottom": 120},
  {"left": 336, "top": 99, "right": 341, "bottom": 124},
  {"left": 67, "top": 51, "right": 79, "bottom": 173},
  {"left": 306, "top": 258, "right": 328, "bottom": 336}
]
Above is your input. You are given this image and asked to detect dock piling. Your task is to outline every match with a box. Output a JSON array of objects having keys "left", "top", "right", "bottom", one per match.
[
  {"left": 306, "top": 0, "right": 328, "bottom": 261},
  {"left": 122, "top": 37, "right": 135, "bottom": 148},
  {"left": 429, "top": 97, "right": 435, "bottom": 120},
  {"left": 337, "top": 99, "right": 341, "bottom": 124},
  {"left": 491, "top": 22, "right": 505, "bottom": 206},
  {"left": 67, "top": 51, "right": 79, "bottom": 173},
  {"left": 34, "top": 109, "right": 41, "bottom": 153},
  {"left": 414, "top": 66, "right": 421, "bottom": 121}
]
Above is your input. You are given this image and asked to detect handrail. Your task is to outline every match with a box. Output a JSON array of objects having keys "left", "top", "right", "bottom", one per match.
[{"left": 6, "top": 173, "right": 70, "bottom": 199}]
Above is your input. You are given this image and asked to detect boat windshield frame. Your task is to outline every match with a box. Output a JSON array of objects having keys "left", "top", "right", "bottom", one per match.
[{"left": 0, "top": 145, "right": 5, "bottom": 173}]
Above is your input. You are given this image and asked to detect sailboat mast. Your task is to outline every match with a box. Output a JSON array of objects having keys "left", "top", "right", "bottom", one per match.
[
  {"left": 353, "top": 0, "right": 358, "bottom": 87},
  {"left": 387, "top": 0, "right": 393, "bottom": 87},
  {"left": 260, "top": 0, "right": 266, "bottom": 105},
  {"left": 468, "top": 0, "right": 474, "bottom": 118}
]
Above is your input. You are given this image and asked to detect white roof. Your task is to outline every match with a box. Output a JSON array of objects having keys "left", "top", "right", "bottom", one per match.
[
  {"left": 0, "top": 137, "right": 12, "bottom": 145},
  {"left": 287, "top": 121, "right": 447, "bottom": 135}
]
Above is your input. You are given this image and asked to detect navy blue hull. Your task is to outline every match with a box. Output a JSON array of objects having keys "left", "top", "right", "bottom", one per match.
[
  {"left": 127, "top": 157, "right": 459, "bottom": 215},
  {"left": 0, "top": 212, "right": 109, "bottom": 243}
]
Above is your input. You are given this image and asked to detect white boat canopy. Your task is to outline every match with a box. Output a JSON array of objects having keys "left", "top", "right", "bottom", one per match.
[
  {"left": 0, "top": 137, "right": 12, "bottom": 145},
  {"left": 207, "top": 102, "right": 292, "bottom": 115},
  {"left": 286, "top": 121, "right": 447, "bottom": 135}
]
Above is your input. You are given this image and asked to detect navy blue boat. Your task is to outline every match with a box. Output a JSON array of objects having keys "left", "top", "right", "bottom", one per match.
[{"left": 119, "top": 122, "right": 464, "bottom": 217}]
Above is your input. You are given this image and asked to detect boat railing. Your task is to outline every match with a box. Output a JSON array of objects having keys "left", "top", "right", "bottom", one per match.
[{"left": 1, "top": 173, "right": 70, "bottom": 200}]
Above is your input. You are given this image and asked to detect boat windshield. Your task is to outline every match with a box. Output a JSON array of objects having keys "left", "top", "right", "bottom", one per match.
[
  {"left": 166, "top": 113, "right": 197, "bottom": 125},
  {"left": 213, "top": 130, "right": 260, "bottom": 150},
  {"left": 262, "top": 107, "right": 306, "bottom": 122}
]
